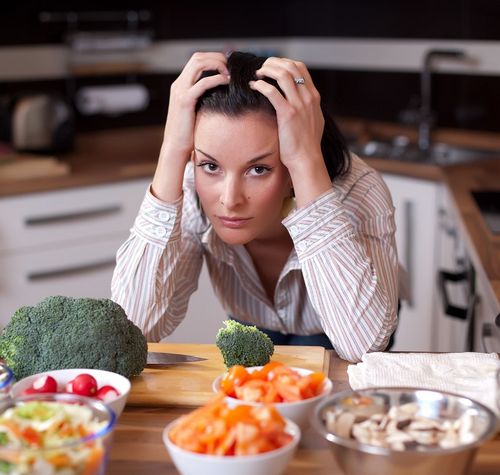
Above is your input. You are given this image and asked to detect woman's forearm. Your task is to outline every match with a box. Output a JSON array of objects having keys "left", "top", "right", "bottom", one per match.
[{"left": 151, "top": 142, "right": 190, "bottom": 203}]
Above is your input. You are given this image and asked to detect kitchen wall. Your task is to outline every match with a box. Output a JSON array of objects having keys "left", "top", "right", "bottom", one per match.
[{"left": 1, "top": 0, "right": 500, "bottom": 135}]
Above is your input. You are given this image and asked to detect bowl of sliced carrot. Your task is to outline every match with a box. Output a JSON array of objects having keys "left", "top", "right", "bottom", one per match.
[
  {"left": 212, "top": 361, "right": 333, "bottom": 430},
  {"left": 163, "top": 394, "right": 300, "bottom": 475}
]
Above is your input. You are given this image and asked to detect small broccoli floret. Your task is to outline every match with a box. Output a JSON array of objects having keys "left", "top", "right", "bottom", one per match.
[
  {"left": 216, "top": 320, "right": 274, "bottom": 368},
  {"left": 0, "top": 296, "right": 148, "bottom": 380}
]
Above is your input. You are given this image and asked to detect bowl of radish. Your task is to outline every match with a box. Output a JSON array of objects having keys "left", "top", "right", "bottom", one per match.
[{"left": 10, "top": 368, "right": 131, "bottom": 416}]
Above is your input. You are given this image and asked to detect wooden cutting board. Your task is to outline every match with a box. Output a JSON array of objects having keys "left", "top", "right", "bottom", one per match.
[
  {"left": 127, "top": 343, "right": 330, "bottom": 407},
  {"left": 0, "top": 154, "right": 70, "bottom": 181}
]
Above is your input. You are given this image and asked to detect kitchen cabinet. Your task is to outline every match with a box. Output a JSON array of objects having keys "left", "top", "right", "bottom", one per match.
[
  {"left": 432, "top": 186, "right": 470, "bottom": 351},
  {"left": 430, "top": 186, "right": 500, "bottom": 352},
  {"left": 162, "top": 264, "right": 226, "bottom": 344},
  {"left": 0, "top": 180, "right": 150, "bottom": 327},
  {"left": 0, "top": 178, "right": 227, "bottom": 340},
  {"left": 381, "top": 173, "right": 440, "bottom": 351}
]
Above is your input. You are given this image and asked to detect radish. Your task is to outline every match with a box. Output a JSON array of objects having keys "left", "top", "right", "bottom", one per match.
[
  {"left": 32, "top": 375, "right": 58, "bottom": 393},
  {"left": 96, "top": 385, "right": 120, "bottom": 402},
  {"left": 70, "top": 374, "right": 98, "bottom": 397}
]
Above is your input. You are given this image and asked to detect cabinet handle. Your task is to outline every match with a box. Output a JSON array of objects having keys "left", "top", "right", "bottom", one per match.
[
  {"left": 438, "top": 270, "right": 469, "bottom": 319},
  {"left": 24, "top": 205, "right": 122, "bottom": 226},
  {"left": 404, "top": 200, "right": 414, "bottom": 307},
  {"left": 27, "top": 259, "right": 116, "bottom": 282}
]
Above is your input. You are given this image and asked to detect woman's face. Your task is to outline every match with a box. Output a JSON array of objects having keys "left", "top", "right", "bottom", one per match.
[{"left": 193, "top": 110, "right": 291, "bottom": 246}]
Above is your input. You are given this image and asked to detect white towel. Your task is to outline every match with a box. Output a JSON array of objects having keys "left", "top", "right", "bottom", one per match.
[{"left": 347, "top": 352, "right": 499, "bottom": 415}]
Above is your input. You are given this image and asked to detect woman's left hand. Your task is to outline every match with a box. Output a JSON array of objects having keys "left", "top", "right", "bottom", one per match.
[
  {"left": 250, "top": 57, "right": 332, "bottom": 206},
  {"left": 249, "top": 58, "right": 323, "bottom": 170}
]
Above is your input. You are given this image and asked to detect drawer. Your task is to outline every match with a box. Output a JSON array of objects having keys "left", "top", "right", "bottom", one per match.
[
  {"left": 0, "top": 235, "right": 125, "bottom": 328},
  {"left": 0, "top": 179, "right": 149, "bottom": 253}
]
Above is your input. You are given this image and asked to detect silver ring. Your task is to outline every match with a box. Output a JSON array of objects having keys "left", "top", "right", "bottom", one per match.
[{"left": 293, "top": 77, "right": 305, "bottom": 85}]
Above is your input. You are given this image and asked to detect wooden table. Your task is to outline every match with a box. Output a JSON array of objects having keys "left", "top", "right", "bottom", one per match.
[{"left": 107, "top": 352, "right": 500, "bottom": 474}]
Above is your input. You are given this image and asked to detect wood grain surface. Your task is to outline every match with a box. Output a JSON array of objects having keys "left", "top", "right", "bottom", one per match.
[
  {"left": 127, "top": 343, "right": 330, "bottom": 407},
  {"left": 108, "top": 351, "right": 500, "bottom": 475}
]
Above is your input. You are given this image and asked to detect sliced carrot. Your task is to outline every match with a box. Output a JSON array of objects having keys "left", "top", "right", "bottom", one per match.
[
  {"left": 169, "top": 399, "right": 292, "bottom": 455},
  {"left": 21, "top": 427, "right": 41, "bottom": 447},
  {"left": 46, "top": 452, "right": 71, "bottom": 469},
  {"left": 81, "top": 446, "right": 104, "bottom": 475}
]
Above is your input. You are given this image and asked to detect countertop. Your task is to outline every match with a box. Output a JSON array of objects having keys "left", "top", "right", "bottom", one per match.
[
  {"left": 0, "top": 124, "right": 498, "bottom": 307},
  {"left": 107, "top": 346, "right": 500, "bottom": 474}
]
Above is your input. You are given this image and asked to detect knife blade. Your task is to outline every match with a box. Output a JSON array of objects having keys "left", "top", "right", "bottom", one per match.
[{"left": 146, "top": 352, "right": 207, "bottom": 366}]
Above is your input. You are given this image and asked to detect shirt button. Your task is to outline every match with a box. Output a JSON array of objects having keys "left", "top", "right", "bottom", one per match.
[
  {"left": 155, "top": 227, "right": 167, "bottom": 237},
  {"left": 158, "top": 211, "right": 170, "bottom": 222}
]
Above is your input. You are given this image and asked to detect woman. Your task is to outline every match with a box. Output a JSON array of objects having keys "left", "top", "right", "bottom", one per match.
[{"left": 111, "top": 51, "right": 399, "bottom": 362}]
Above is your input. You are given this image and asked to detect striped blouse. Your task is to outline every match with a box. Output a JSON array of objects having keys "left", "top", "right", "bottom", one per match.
[{"left": 111, "top": 154, "right": 399, "bottom": 362}]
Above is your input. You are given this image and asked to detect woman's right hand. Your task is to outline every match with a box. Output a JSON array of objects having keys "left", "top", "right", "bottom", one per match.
[
  {"left": 152, "top": 52, "right": 229, "bottom": 202},
  {"left": 162, "top": 52, "right": 229, "bottom": 160}
]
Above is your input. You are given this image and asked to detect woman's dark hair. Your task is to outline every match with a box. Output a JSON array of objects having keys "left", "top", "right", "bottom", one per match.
[{"left": 196, "top": 51, "right": 351, "bottom": 181}]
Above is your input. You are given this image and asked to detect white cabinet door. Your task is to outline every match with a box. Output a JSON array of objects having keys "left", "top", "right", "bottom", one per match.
[
  {"left": 0, "top": 235, "right": 125, "bottom": 328},
  {"left": 432, "top": 187, "right": 470, "bottom": 352},
  {"left": 161, "top": 263, "right": 227, "bottom": 344},
  {"left": 382, "top": 174, "right": 439, "bottom": 351},
  {"left": 474, "top": 271, "right": 500, "bottom": 353},
  {"left": 0, "top": 180, "right": 149, "bottom": 253}
]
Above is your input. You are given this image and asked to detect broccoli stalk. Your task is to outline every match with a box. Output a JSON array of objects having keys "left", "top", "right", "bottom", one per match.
[
  {"left": 0, "top": 296, "right": 148, "bottom": 380},
  {"left": 216, "top": 320, "right": 274, "bottom": 368}
]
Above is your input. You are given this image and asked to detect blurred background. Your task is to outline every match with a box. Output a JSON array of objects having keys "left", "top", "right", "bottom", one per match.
[
  {"left": 1, "top": 0, "right": 500, "bottom": 135},
  {"left": 0, "top": 0, "right": 499, "bottom": 352}
]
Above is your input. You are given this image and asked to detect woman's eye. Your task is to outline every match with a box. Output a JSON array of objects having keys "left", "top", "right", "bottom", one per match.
[
  {"left": 199, "top": 162, "right": 219, "bottom": 173},
  {"left": 248, "top": 166, "right": 271, "bottom": 176}
]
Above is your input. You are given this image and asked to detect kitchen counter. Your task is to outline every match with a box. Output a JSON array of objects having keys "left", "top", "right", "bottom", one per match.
[
  {"left": 0, "top": 127, "right": 163, "bottom": 197},
  {"left": 107, "top": 346, "right": 500, "bottom": 474},
  {"left": 0, "top": 125, "right": 444, "bottom": 198},
  {"left": 0, "top": 124, "right": 498, "bottom": 306}
]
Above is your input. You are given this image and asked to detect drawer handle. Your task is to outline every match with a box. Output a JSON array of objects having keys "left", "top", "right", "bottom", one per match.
[
  {"left": 438, "top": 270, "right": 469, "bottom": 320},
  {"left": 27, "top": 259, "right": 116, "bottom": 282},
  {"left": 24, "top": 205, "right": 122, "bottom": 226},
  {"left": 404, "top": 200, "right": 414, "bottom": 308}
]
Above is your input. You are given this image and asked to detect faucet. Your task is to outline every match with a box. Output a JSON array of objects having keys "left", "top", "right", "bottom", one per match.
[{"left": 418, "top": 49, "right": 466, "bottom": 153}]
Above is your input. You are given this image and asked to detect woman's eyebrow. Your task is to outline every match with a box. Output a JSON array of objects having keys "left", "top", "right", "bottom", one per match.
[{"left": 194, "top": 148, "right": 274, "bottom": 164}]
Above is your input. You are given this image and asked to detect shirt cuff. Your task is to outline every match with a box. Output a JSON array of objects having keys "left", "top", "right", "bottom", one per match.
[
  {"left": 132, "top": 185, "right": 183, "bottom": 246},
  {"left": 283, "top": 188, "right": 355, "bottom": 259}
]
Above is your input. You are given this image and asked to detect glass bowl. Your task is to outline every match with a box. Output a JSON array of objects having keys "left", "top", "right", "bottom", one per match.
[{"left": 0, "top": 392, "right": 116, "bottom": 475}]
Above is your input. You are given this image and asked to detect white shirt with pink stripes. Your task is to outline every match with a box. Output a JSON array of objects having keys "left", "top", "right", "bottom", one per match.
[{"left": 111, "top": 154, "right": 399, "bottom": 362}]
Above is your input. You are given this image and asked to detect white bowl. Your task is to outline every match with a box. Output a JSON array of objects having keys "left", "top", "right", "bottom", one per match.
[
  {"left": 11, "top": 368, "right": 130, "bottom": 417},
  {"left": 163, "top": 417, "right": 300, "bottom": 475},
  {"left": 213, "top": 366, "right": 333, "bottom": 430}
]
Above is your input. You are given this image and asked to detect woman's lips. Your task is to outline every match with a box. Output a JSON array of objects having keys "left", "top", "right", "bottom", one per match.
[{"left": 217, "top": 216, "right": 252, "bottom": 229}]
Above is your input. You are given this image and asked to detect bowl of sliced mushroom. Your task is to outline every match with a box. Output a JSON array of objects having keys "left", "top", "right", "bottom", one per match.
[{"left": 312, "top": 387, "right": 497, "bottom": 475}]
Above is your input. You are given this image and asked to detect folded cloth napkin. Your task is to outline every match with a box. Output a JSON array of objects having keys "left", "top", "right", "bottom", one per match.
[{"left": 348, "top": 352, "right": 499, "bottom": 415}]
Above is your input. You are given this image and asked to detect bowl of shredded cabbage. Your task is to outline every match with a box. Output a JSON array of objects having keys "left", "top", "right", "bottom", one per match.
[{"left": 0, "top": 392, "right": 116, "bottom": 475}]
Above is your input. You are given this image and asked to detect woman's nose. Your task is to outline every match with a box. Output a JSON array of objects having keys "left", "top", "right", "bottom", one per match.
[{"left": 220, "top": 177, "right": 245, "bottom": 209}]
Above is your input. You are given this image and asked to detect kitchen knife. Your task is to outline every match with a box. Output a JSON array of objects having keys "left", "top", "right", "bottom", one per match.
[{"left": 146, "top": 352, "right": 207, "bottom": 366}]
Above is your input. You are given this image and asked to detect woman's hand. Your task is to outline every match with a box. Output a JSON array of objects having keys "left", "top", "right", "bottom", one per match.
[
  {"left": 152, "top": 52, "right": 230, "bottom": 202},
  {"left": 162, "top": 52, "right": 229, "bottom": 158},
  {"left": 249, "top": 58, "right": 332, "bottom": 207}
]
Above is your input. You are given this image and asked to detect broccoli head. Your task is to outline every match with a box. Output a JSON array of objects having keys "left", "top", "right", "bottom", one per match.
[
  {"left": 0, "top": 296, "right": 148, "bottom": 380},
  {"left": 216, "top": 320, "right": 274, "bottom": 368}
]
